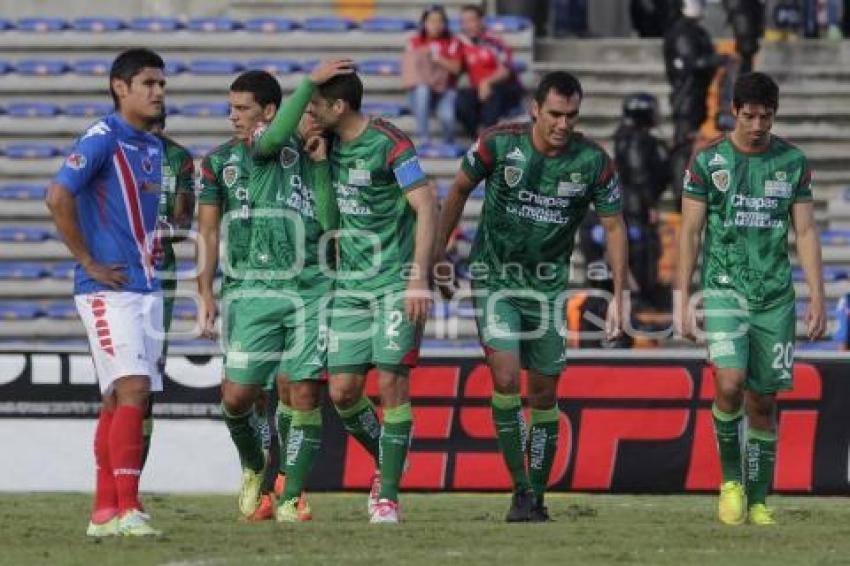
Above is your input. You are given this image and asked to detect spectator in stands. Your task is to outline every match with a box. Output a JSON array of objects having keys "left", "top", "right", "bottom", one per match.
[
  {"left": 631, "top": 0, "right": 678, "bottom": 37},
  {"left": 456, "top": 4, "right": 524, "bottom": 137},
  {"left": 402, "top": 5, "right": 463, "bottom": 146},
  {"left": 723, "top": 0, "right": 765, "bottom": 72},
  {"left": 614, "top": 92, "right": 670, "bottom": 309}
]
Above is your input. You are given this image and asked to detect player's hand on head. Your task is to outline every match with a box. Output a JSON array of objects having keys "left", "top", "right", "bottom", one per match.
[
  {"left": 309, "top": 59, "right": 355, "bottom": 85},
  {"left": 405, "top": 277, "right": 432, "bottom": 325},
  {"left": 84, "top": 261, "right": 127, "bottom": 290}
]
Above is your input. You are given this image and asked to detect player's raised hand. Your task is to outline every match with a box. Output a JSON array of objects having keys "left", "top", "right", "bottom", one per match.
[
  {"left": 805, "top": 297, "right": 827, "bottom": 341},
  {"left": 83, "top": 261, "right": 127, "bottom": 290},
  {"left": 605, "top": 295, "right": 623, "bottom": 341},
  {"left": 198, "top": 292, "right": 218, "bottom": 340},
  {"left": 405, "top": 277, "right": 432, "bottom": 325},
  {"left": 309, "top": 59, "right": 355, "bottom": 85}
]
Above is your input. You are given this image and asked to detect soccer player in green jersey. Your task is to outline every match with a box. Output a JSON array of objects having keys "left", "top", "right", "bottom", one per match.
[
  {"left": 146, "top": 113, "right": 195, "bottom": 470},
  {"left": 435, "top": 71, "right": 628, "bottom": 522},
  {"left": 676, "top": 72, "right": 826, "bottom": 526},
  {"left": 197, "top": 62, "right": 350, "bottom": 521},
  {"left": 308, "top": 72, "right": 439, "bottom": 523}
]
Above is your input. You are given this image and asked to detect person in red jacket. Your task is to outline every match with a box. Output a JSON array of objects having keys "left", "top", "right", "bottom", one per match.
[{"left": 456, "top": 4, "right": 524, "bottom": 137}]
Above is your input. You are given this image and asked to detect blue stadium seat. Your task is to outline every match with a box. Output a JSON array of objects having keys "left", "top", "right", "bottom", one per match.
[
  {"left": 0, "top": 262, "right": 47, "bottom": 279},
  {"left": 0, "top": 19, "right": 13, "bottom": 31},
  {"left": 794, "top": 266, "right": 847, "bottom": 282},
  {"left": 362, "top": 102, "right": 407, "bottom": 117},
  {"left": 189, "top": 144, "right": 215, "bottom": 158},
  {"left": 4, "top": 143, "right": 59, "bottom": 159},
  {"left": 0, "top": 302, "right": 41, "bottom": 320},
  {"left": 72, "top": 17, "right": 125, "bottom": 32},
  {"left": 417, "top": 142, "right": 465, "bottom": 158},
  {"left": 64, "top": 102, "right": 112, "bottom": 117},
  {"left": 15, "top": 59, "right": 68, "bottom": 76},
  {"left": 5, "top": 102, "right": 61, "bottom": 117},
  {"left": 303, "top": 17, "right": 355, "bottom": 32},
  {"left": 188, "top": 59, "right": 243, "bottom": 75},
  {"left": 44, "top": 302, "right": 78, "bottom": 320},
  {"left": 187, "top": 17, "right": 240, "bottom": 32},
  {"left": 357, "top": 59, "right": 400, "bottom": 76},
  {"left": 0, "top": 60, "right": 10, "bottom": 74},
  {"left": 820, "top": 229, "right": 850, "bottom": 245},
  {"left": 164, "top": 60, "right": 186, "bottom": 75},
  {"left": 360, "top": 17, "right": 415, "bottom": 32},
  {"left": 300, "top": 60, "right": 319, "bottom": 73},
  {"left": 246, "top": 59, "right": 300, "bottom": 75},
  {"left": 180, "top": 102, "right": 230, "bottom": 117},
  {"left": 48, "top": 261, "right": 76, "bottom": 280},
  {"left": 485, "top": 15, "right": 530, "bottom": 32},
  {"left": 511, "top": 60, "right": 528, "bottom": 74},
  {"left": 0, "top": 184, "right": 46, "bottom": 200},
  {"left": 16, "top": 18, "right": 67, "bottom": 32},
  {"left": 449, "top": 302, "right": 476, "bottom": 318},
  {"left": 72, "top": 59, "right": 112, "bottom": 76},
  {"left": 130, "top": 17, "right": 182, "bottom": 32},
  {"left": 244, "top": 18, "right": 298, "bottom": 33},
  {"left": 172, "top": 303, "right": 198, "bottom": 320},
  {"left": 843, "top": 187, "right": 850, "bottom": 201},
  {"left": 0, "top": 226, "right": 53, "bottom": 242}
]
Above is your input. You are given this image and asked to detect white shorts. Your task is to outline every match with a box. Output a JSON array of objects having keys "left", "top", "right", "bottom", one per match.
[{"left": 75, "top": 291, "right": 164, "bottom": 395}]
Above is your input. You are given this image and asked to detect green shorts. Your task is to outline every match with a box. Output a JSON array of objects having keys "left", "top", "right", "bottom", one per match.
[
  {"left": 703, "top": 291, "right": 796, "bottom": 394},
  {"left": 473, "top": 288, "right": 567, "bottom": 377},
  {"left": 327, "top": 289, "right": 422, "bottom": 376},
  {"left": 223, "top": 290, "right": 328, "bottom": 388}
]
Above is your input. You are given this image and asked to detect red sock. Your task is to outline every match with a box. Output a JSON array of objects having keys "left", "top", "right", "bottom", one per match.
[
  {"left": 92, "top": 409, "right": 117, "bottom": 523},
  {"left": 110, "top": 405, "right": 144, "bottom": 514}
]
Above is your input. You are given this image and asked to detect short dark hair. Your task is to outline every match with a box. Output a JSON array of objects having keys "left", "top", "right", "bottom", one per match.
[
  {"left": 109, "top": 48, "right": 164, "bottom": 108},
  {"left": 229, "top": 70, "right": 282, "bottom": 109},
  {"left": 534, "top": 71, "right": 583, "bottom": 105},
  {"left": 733, "top": 72, "right": 779, "bottom": 111},
  {"left": 316, "top": 72, "right": 363, "bottom": 112},
  {"left": 461, "top": 4, "right": 484, "bottom": 18}
]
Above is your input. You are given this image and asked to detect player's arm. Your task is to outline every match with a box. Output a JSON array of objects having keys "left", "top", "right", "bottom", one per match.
[
  {"left": 196, "top": 155, "right": 223, "bottom": 339},
  {"left": 253, "top": 60, "right": 353, "bottom": 158},
  {"left": 598, "top": 213, "right": 628, "bottom": 339},
  {"left": 792, "top": 201, "right": 826, "bottom": 340},
  {"left": 405, "top": 180, "right": 439, "bottom": 324},
  {"left": 676, "top": 197, "right": 707, "bottom": 341}
]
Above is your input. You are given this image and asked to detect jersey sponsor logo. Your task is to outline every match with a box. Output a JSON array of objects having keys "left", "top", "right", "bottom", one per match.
[
  {"left": 709, "top": 340, "right": 735, "bottom": 359},
  {"left": 708, "top": 153, "right": 727, "bottom": 167},
  {"left": 226, "top": 152, "right": 241, "bottom": 164},
  {"left": 65, "top": 153, "right": 87, "bottom": 170},
  {"left": 393, "top": 156, "right": 426, "bottom": 188},
  {"left": 732, "top": 194, "right": 778, "bottom": 211},
  {"left": 504, "top": 165, "right": 523, "bottom": 188},
  {"left": 348, "top": 168, "right": 372, "bottom": 187},
  {"left": 711, "top": 169, "right": 730, "bottom": 193},
  {"left": 506, "top": 147, "right": 525, "bottom": 161},
  {"left": 81, "top": 121, "right": 110, "bottom": 140},
  {"left": 119, "top": 141, "right": 139, "bottom": 152},
  {"left": 557, "top": 181, "right": 586, "bottom": 197},
  {"left": 280, "top": 146, "right": 299, "bottom": 168},
  {"left": 222, "top": 165, "right": 239, "bottom": 189},
  {"left": 764, "top": 180, "right": 792, "bottom": 199}
]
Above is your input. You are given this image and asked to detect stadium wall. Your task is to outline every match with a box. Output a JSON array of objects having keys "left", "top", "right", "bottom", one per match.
[{"left": 1, "top": 350, "right": 848, "bottom": 494}]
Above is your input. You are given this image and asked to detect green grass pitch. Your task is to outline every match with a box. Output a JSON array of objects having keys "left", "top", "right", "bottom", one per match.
[{"left": 2, "top": 493, "right": 850, "bottom": 565}]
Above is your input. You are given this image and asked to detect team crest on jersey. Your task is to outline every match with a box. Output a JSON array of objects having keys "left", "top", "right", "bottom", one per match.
[
  {"left": 222, "top": 165, "right": 239, "bottom": 188},
  {"left": 708, "top": 153, "right": 727, "bottom": 167},
  {"left": 504, "top": 165, "right": 523, "bottom": 187},
  {"left": 279, "top": 146, "right": 299, "bottom": 168},
  {"left": 65, "top": 153, "right": 86, "bottom": 170},
  {"left": 141, "top": 158, "right": 153, "bottom": 174},
  {"left": 711, "top": 169, "right": 730, "bottom": 192}
]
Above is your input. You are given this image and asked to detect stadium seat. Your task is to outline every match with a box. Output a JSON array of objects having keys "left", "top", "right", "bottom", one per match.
[
  {"left": 0, "top": 226, "right": 53, "bottom": 241},
  {"left": 303, "top": 17, "right": 355, "bottom": 32},
  {"left": 187, "top": 59, "right": 243, "bottom": 75},
  {"left": 72, "top": 17, "right": 125, "bottom": 32},
  {"left": 14, "top": 59, "right": 68, "bottom": 76},
  {"left": 172, "top": 303, "right": 198, "bottom": 320},
  {"left": 244, "top": 18, "right": 298, "bottom": 33},
  {"left": 72, "top": 59, "right": 112, "bottom": 76},
  {"left": 511, "top": 60, "right": 528, "bottom": 74},
  {"left": 820, "top": 229, "right": 850, "bottom": 246},
  {"left": 47, "top": 261, "right": 76, "bottom": 280},
  {"left": 44, "top": 302, "right": 78, "bottom": 320},
  {"left": 130, "top": 17, "right": 182, "bottom": 32},
  {"left": 5, "top": 102, "right": 61, "bottom": 117},
  {"left": 794, "top": 266, "right": 847, "bottom": 282},
  {"left": 362, "top": 102, "right": 407, "bottom": 117},
  {"left": 360, "top": 17, "right": 415, "bottom": 32},
  {"left": 485, "top": 15, "right": 531, "bottom": 32},
  {"left": 0, "top": 60, "right": 10, "bottom": 74},
  {"left": 417, "top": 142, "right": 465, "bottom": 158},
  {"left": 246, "top": 59, "right": 300, "bottom": 75},
  {"left": 64, "top": 102, "right": 112, "bottom": 117},
  {"left": 187, "top": 17, "right": 241, "bottom": 32},
  {"left": 16, "top": 18, "right": 67, "bottom": 32},
  {"left": 357, "top": 59, "right": 401, "bottom": 76},
  {"left": 179, "top": 102, "right": 230, "bottom": 117},
  {"left": 0, "top": 302, "right": 41, "bottom": 320},
  {"left": 164, "top": 60, "right": 186, "bottom": 75},
  {"left": 449, "top": 302, "right": 476, "bottom": 318},
  {"left": 189, "top": 144, "right": 215, "bottom": 158},
  {"left": 0, "top": 184, "right": 45, "bottom": 200},
  {"left": 0, "top": 19, "right": 13, "bottom": 31},
  {"left": 4, "top": 143, "right": 59, "bottom": 159},
  {"left": 0, "top": 262, "right": 47, "bottom": 280}
]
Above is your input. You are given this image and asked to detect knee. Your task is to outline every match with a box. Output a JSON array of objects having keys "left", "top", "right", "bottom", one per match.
[
  {"left": 329, "top": 380, "right": 360, "bottom": 409},
  {"left": 289, "top": 383, "right": 320, "bottom": 410},
  {"left": 221, "top": 382, "right": 254, "bottom": 414},
  {"left": 113, "top": 375, "right": 150, "bottom": 407}
]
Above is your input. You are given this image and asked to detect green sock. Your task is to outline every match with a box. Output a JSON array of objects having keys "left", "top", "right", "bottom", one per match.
[
  {"left": 222, "top": 404, "right": 264, "bottom": 472},
  {"left": 528, "top": 406, "right": 560, "bottom": 499},
  {"left": 491, "top": 392, "right": 530, "bottom": 493},
  {"left": 140, "top": 416, "right": 153, "bottom": 470},
  {"left": 746, "top": 428, "right": 776, "bottom": 506},
  {"left": 276, "top": 402, "right": 293, "bottom": 475},
  {"left": 378, "top": 403, "right": 413, "bottom": 503},
  {"left": 712, "top": 403, "right": 744, "bottom": 483},
  {"left": 283, "top": 408, "right": 322, "bottom": 501},
  {"left": 335, "top": 396, "right": 381, "bottom": 462}
]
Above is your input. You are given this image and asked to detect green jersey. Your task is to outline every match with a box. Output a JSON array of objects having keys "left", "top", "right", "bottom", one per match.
[
  {"left": 156, "top": 135, "right": 194, "bottom": 278},
  {"left": 683, "top": 135, "right": 813, "bottom": 309},
  {"left": 330, "top": 117, "right": 428, "bottom": 292},
  {"left": 462, "top": 123, "right": 622, "bottom": 294}
]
